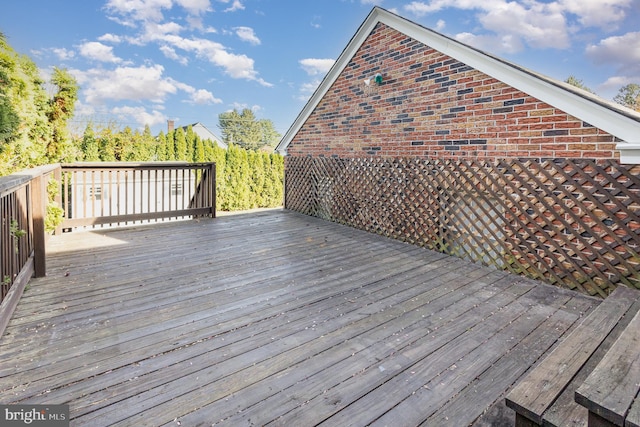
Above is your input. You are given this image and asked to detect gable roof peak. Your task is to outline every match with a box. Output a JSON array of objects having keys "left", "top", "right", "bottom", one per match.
[{"left": 276, "top": 6, "right": 640, "bottom": 162}]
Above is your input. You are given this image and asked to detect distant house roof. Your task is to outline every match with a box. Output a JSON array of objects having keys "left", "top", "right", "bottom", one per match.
[
  {"left": 277, "top": 6, "right": 640, "bottom": 163},
  {"left": 181, "top": 122, "right": 227, "bottom": 149}
]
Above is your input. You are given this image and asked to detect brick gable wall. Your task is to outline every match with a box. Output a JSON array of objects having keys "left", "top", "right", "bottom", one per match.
[{"left": 288, "top": 23, "right": 618, "bottom": 161}]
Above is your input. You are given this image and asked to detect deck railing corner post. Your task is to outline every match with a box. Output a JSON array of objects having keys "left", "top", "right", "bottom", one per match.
[
  {"left": 32, "top": 174, "right": 46, "bottom": 277},
  {"left": 211, "top": 162, "right": 216, "bottom": 218}
]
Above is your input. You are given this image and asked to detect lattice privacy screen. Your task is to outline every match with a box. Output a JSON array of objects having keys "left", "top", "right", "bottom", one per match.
[{"left": 285, "top": 157, "right": 640, "bottom": 297}]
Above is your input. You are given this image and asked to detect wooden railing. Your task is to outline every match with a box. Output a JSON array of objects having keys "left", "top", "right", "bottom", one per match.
[
  {"left": 0, "top": 162, "right": 216, "bottom": 337},
  {"left": 0, "top": 164, "right": 60, "bottom": 334},
  {"left": 60, "top": 162, "right": 216, "bottom": 230}
]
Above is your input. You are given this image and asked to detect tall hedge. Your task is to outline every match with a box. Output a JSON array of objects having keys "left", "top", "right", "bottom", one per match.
[
  {"left": 72, "top": 123, "right": 283, "bottom": 211},
  {"left": 210, "top": 142, "right": 283, "bottom": 211}
]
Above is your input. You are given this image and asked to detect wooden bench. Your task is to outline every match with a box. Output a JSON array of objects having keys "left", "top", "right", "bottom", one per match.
[
  {"left": 575, "top": 306, "right": 640, "bottom": 427},
  {"left": 505, "top": 285, "right": 640, "bottom": 427}
]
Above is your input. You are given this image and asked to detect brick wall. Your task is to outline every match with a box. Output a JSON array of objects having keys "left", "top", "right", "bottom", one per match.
[{"left": 288, "top": 22, "right": 618, "bottom": 161}]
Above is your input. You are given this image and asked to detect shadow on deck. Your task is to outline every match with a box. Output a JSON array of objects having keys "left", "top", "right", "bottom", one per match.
[{"left": 0, "top": 209, "right": 599, "bottom": 426}]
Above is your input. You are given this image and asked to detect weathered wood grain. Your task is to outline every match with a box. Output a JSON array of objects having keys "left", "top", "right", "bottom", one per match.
[
  {"left": 0, "top": 209, "right": 599, "bottom": 426},
  {"left": 505, "top": 285, "right": 639, "bottom": 424},
  {"left": 575, "top": 306, "right": 640, "bottom": 425}
]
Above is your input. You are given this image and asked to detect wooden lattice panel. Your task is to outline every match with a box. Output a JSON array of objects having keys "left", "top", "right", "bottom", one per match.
[{"left": 285, "top": 157, "right": 640, "bottom": 297}]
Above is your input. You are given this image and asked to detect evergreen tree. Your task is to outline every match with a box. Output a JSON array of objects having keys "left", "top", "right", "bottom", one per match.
[
  {"left": 565, "top": 75, "right": 595, "bottom": 94},
  {"left": 248, "top": 151, "right": 265, "bottom": 207},
  {"left": 98, "top": 127, "right": 117, "bottom": 161},
  {"left": 193, "top": 134, "right": 205, "bottom": 163},
  {"left": 166, "top": 130, "right": 175, "bottom": 160},
  {"left": 614, "top": 83, "right": 640, "bottom": 111},
  {"left": 156, "top": 131, "right": 168, "bottom": 161},
  {"left": 0, "top": 33, "right": 51, "bottom": 174},
  {"left": 259, "top": 119, "right": 281, "bottom": 150},
  {"left": 209, "top": 143, "right": 227, "bottom": 210},
  {"left": 0, "top": 66, "right": 19, "bottom": 148},
  {"left": 174, "top": 127, "right": 187, "bottom": 161},
  {"left": 81, "top": 123, "right": 100, "bottom": 161},
  {"left": 185, "top": 125, "right": 194, "bottom": 162},
  {"left": 224, "top": 144, "right": 251, "bottom": 210},
  {"left": 47, "top": 67, "right": 78, "bottom": 163},
  {"left": 218, "top": 109, "right": 263, "bottom": 151}
]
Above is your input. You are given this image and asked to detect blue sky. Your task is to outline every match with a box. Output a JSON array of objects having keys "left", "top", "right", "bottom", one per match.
[{"left": 1, "top": 0, "right": 639, "bottom": 138}]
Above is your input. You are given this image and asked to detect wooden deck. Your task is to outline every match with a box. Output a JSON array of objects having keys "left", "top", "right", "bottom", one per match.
[{"left": 0, "top": 209, "right": 599, "bottom": 426}]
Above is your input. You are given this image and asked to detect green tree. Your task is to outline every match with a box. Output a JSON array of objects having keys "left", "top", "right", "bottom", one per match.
[
  {"left": 0, "top": 33, "right": 51, "bottom": 174},
  {"left": 80, "top": 123, "right": 100, "bottom": 161},
  {"left": 156, "top": 131, "right": 168, "bottom": 161},
  {"left": 221, "top": 144, "right": 250, "bottom": 210},
  {"left": 166, "top": 130, "right": 175, "bottom": 160},
  {"left": 98, "top": 127, "right": 117, "bottom": 161},
  {"left": 193, "top": 134, "right": 205, "bottom": 163},
  {"left": 185, "top": 125, "right": 194, "bottom": 161},
  {"left": 248, "top": 151, "right": 265, "bottom": 207},
  {"left": 263, "top": 153, "right": 284, "bottom": 206},
  {"left": 565, "top": 75, "right": 595, "bottom": 94},
  {"left": 122, "top": 125, "right": 155, "bottom": 161},
  {"left": 0, "top": 65, "right": 19, "bottom": 147},
  {"left": 47, "top": 67, "right": 78, "bottom": 163},
  {"left": 259, "top": 119, "right": 281, "bottom": 150},
  {"left": 614, "top": 83, "right": 640, "bottom": 111},
  {"left": 218, "top": 108, "right": 281, "bottom": 151},
  {"left": 208, "top": 142, "right": 227, "bottom": 210},
  {"left": 174, "top": 127, "right": 187, "bottom": 161}
]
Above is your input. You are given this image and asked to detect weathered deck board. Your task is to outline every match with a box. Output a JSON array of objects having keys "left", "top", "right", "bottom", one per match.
[{"left": 0, "top": 209, "right": 599, "bottom": 426}]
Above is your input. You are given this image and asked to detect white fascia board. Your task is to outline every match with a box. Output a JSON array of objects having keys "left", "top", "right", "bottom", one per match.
[{"left": 616, "top": 143, "right": 640, "bottom": 165}]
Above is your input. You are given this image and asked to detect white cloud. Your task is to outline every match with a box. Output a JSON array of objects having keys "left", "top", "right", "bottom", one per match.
[
  {"left": 105, "top": 0, "right": 211, "bottom": 26},
  {"left": 160, "top": 34, "right": 272, "bottom": 85},
  {"left": 586, "top": 32, "right": 640, "bottom": 66},
  {"left": 74, "top": 64, "right": 179, "bottom": 104},
  {"left": 138, "top": 21, "right": 184, "bottom": 44},
  {"left": 297, "top": 79, "right": 322, "bottom": 102},
  {"left": 234, "top": 27, "right": 261, "bottom": 45},
  {"left": 405, "top": 0, "right": 634, "bottom": 53},
  {"left": 103, "top": 0, "right": 269, "bottom": 86},
  {"left": 586, "top": 32, "right": 640, "bottom": 75},
  {"left": 560, "top": 0, "right": 631, "bottom": 28},
  {"left": 98, "top": 33, "right": 123, "bottom": 43},
  {"left": 310, "top": 16, "right": 322, "bottom": 29},
  {"left": 435, "top": 19, "right": 446, "bottom": 31},
  {"left": 404, "top": 0, "right": 489, "bottom": 17},
  {"left": 229, "top": 102, "right": 262, "bottom": 113},
  {"left": 218, "top": 0, "right": 244, "bottom": 12},
  {"left": 74, "top": 64, "right": 223, "bottom": 110},
  {"left": 479, "top": 1, "right": 570, "bottom": 49},
  {"left": 52, "top": 48, "right": 75, "bottom": 61},
  {"left": 175, "top": 0, "right": 212, "bottom": 15},
  {"left": 456, "top": 32, "right": 523, "bottom": 54},
  {"left": 188, "top": 88, "right": 222, "bottom": 104},
  {"left": 78, "top": 42, "right": 122, "bottom": 63},
  {"left": 111, "top": 105, "right": 166, "bottom": 127},
  {"left": 299, "top": 58, "right": 335, "bottom": 76},
  {"left": 159, "top": 45, "right": 189, "bottom": 64},
  {"left": 405, "top": 1, "right": 570, "bottom": 51},
  {"left": 105, "top": 0, "right": 173, "bottom": 23}
]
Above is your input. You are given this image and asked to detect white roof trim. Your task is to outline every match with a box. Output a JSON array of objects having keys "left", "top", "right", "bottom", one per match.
[{"left": 276, "top": 7, "right": 640, "bottom": 157}]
